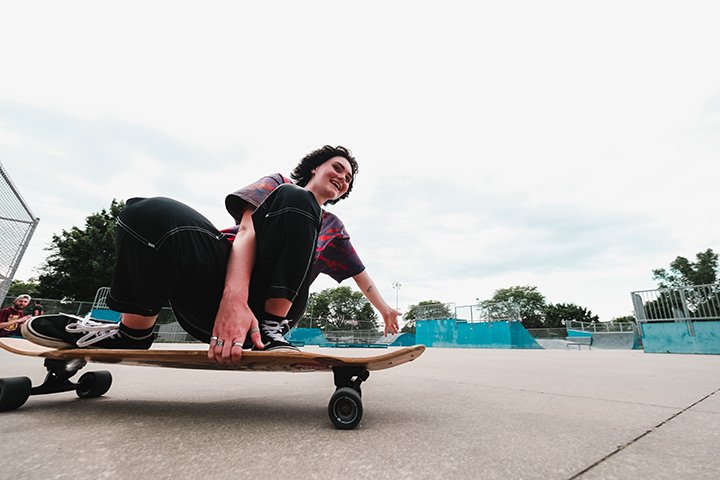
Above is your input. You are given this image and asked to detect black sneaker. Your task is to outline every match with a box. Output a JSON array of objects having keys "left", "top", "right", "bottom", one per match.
[
  {"left": 22, "top": 313, "right": 154, "bottom": 350},
  {"left": 257, "top": 317, "right": 299, "bottom": 351}
]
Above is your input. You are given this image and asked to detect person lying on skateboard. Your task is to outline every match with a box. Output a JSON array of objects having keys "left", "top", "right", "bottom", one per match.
[{"left": 23, "top": 146, "right": 400, "bottom": 364}]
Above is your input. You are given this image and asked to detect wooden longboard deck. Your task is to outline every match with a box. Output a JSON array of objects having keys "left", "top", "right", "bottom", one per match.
[{"left": 0, "top": 338, "right": 425, "bottom": 373}]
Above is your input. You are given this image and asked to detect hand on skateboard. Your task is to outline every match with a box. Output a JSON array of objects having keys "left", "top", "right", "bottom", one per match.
[{"left": 208, "top": 301, "right": 264, "bottom": 365}]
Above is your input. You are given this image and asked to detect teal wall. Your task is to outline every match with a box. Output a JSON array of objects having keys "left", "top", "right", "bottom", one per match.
[
  {"left": 416, "top": 319, "right": 458, "bottom": 347},
  {"left": 90, "top": 309, "right": 121, "bottom": 322},
  {"left": 567, "top": 329, "right": 593, "bottom": 337},
  {"left": 641, "top": 321, "right": 720, "bottom": 354},
  {"left": 417, "top": 319, "right": 541, "bottom": 349},
  {"left": 287, "top": 329, "right": 415, "bottom": 346},
  {"left": 286, "top": 328, "right": 329, "bottom": 345}
]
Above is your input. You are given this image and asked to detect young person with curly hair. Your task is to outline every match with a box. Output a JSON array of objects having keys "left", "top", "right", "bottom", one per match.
[{"left": 23, "top": 146, "right": 400, "bottom": 364}]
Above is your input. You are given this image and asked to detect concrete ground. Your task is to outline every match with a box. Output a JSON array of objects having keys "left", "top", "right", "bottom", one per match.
[{"left": 1, "top": 345, "right": 719, "bottom": 480}]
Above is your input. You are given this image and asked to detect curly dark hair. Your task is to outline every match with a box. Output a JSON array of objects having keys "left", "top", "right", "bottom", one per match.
[{"left": 290, "top": 145, "right": 358, "bottom": 205}]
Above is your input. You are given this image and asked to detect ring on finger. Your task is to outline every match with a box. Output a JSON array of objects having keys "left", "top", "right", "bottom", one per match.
[
  {"left": 249, "top": 327, "right": 259, "bottom": 334},
  {"left": 216, "top": 340, "right": 225, "bottom": 347},
  {"left": 232, "top": 342, "right": 244, "bottom": 348}
]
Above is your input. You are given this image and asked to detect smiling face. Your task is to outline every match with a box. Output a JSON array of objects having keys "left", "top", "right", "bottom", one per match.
[
  {"left": 304, "top": 156, "right": 354, "bottom": 205},
  {"left": 14, "top": 298, "right": 30, "bottom": 309}
]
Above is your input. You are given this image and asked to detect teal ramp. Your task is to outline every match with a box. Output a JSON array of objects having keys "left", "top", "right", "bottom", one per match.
[
  {"left": 417, "top": 319, "right": 541, "bottom": 349},
  {"left": 416, "top": 319, "right": 458, "bottom": 347},
  {"left": 90, "top": 309, "right": 121, "bottom": 322},
  {"left": 568, "top": 329, "right": 640, "bottom": 349},
  {"left": 375, "top": 333, "right": 416, "bottom": 346},
  {"left": 287, "top": 328, "right": 329, "bottom": 346},
  {"left": 590, "top": 332, "right": 636, "bottom": 349},
  {"left": 567, "top": 329, "right": 593, "bottom": 337},
  {"left": 641, "top": 320, "right": 720, "bottom": 354}
]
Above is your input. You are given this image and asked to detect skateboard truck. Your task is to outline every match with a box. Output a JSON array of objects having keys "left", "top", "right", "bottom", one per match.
[
  {"left": 0, "top": 359, "right": 113, "bottom": 411},
  {"left": 31, "top": 359, "right": 88, "bottom": 395},
  {"left": 328, "top": 366, "right": 369, "bottom": 430}
]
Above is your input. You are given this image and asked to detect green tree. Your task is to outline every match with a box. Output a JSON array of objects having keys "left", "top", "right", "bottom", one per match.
[
  {"left": 610, "top": 315, "right": 636, "bottom": 323},
  {"left": 652, "top": 248, "right": 719, "bottom": 288},
  {"left": 480, "top": 285, "right": 546, "bottom": 328},
  {"left": 305, "top": 286, "right": 378, "bottom": 331},
  {"left": 402, "top": 300, "right": 453, "bottom": 333},
  {"left": 6, "top": 278, "right": 41, "bottom": 299},
  {"left": 37, "top": 200, "right": 124, "bottom": 301},
  {"left": 649, "top": 248, "right": 719, "bottom": 319},
  {"left": 544, "top": 303, "right": 599, "bottom": 328}
]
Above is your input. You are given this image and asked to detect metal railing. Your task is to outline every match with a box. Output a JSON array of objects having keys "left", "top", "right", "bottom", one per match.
[
  {"left": 631, "top": 283, "right": 720, "bottom": 338},
  {"left": 415, "top": 302, "right": 520, "bottom": 322},
  {"left": 526, "top": 328, "right": 569, "bottom": 339},
  {"left": 566, "top": 319, "right": 637, "bottom": 333},
  {"left": 323, "top": 330, "right": 384, "bottom": 344},
  {"left": 631, "top": 283, "right": 720, "bottom": 322},
  {"left": 414, "top": 302, "right": 457, "bottom": 321},
  {"left": 91, "top": 287, "right": 112, "bottom": 309}
]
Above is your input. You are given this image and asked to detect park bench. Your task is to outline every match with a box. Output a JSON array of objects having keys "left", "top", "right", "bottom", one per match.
[{"left": 566, "top": 336, "right": 592, "bottom": 350}]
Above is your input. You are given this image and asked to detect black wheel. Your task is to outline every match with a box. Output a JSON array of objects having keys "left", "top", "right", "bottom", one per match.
[
  {"left": 328, "top": 387, "right": 363, "bottom": 430},
  {"left": 76, "top": 371, "right": 112, "bottom": 399},
  {"left": 0, "top": 377, "right": 32, "bottom": 411}
]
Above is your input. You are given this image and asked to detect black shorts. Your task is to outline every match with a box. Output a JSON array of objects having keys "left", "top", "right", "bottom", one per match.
[
  {"left": 107, "top": 197, "right": 231, "bottom": 342},
  {"left": 108, "top": 187, "right": 321, "bottom": 343}
]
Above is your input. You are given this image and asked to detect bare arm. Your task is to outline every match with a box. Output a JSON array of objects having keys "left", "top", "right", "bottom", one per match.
[
  {"left": 352, "top": 270, "right": 400, "bottom": 336},
  {"left": 209, "top": 208, "right": 263, "bottom": 364},
  {"left": 0, "top": 316, "right": 29, "bottom": 330}
]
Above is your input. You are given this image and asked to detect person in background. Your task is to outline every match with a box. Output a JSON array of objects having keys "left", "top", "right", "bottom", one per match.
[{"left": 0, "top": 294, "right": 31, "bottom": 337}]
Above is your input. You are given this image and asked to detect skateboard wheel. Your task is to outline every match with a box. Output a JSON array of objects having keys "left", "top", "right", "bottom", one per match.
[
  {"left": 328, "top": 387, "right": 363, "bottom": 430},
  {"left": 0, "top": 377, "right": 32, "bottom": 411},
  {"left": 76, "top": 371, "right": 113, "bottom": 398}
]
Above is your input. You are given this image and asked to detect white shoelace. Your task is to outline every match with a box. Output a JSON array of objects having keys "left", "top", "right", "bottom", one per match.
[
  {"left": 261, "top": 319, "right": 290, "bottom": 343},
  {"left": 66, "top": 317, "right": 121, "bottom": 347}
]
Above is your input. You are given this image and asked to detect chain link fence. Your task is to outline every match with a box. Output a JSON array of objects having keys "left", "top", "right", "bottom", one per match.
[
  {"left": 415, "top": 302, "right": 521, "bottom": 322},
  {"left": 1, "top": 296, "right": 94, "bottom": 317},
  {"left": 0, "top": 162, "right": 39, "bottom": 299}
]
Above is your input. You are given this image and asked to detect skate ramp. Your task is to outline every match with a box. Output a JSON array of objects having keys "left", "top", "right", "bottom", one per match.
[
  {"left": 286, "top": 328, "right": 329, "bottom": 345},
  {"left": 374, "top": 333, "right": 416, "bottom": 346},
  {"left": 590, "top": 332, "right": 636, "bottom": 349}
]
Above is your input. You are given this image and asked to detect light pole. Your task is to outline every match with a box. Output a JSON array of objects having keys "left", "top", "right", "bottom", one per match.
[{"left": 392, "top": 282, "right": 402, "bottom": 310}]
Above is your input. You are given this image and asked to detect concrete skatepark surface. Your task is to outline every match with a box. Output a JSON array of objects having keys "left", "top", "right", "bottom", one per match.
[{"left": 2, "top": 345, "right": 719, "bottom": 479}]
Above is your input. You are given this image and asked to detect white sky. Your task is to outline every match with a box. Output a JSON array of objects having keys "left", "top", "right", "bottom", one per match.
[{"left": 1, "top": 1, "right": 719, "bottom": 321}]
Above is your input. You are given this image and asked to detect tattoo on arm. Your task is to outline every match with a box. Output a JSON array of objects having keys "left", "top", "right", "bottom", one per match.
[{"left": 366, "top": 285, "right": 373, "bottom": 294}]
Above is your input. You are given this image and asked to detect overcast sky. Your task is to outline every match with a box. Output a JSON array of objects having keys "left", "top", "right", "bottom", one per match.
[{"left": 1, "top": 1, "right": 718, "bottom": 321}]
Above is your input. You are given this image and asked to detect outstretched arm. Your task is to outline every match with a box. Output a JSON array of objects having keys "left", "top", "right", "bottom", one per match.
[{"left": 352, "top": 270, "right": 400, "bottom": 336}]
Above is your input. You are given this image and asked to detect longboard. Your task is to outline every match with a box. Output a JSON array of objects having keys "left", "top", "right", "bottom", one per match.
[{"left": 0, "top": 338, "right": 425, "bottom": 429}]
